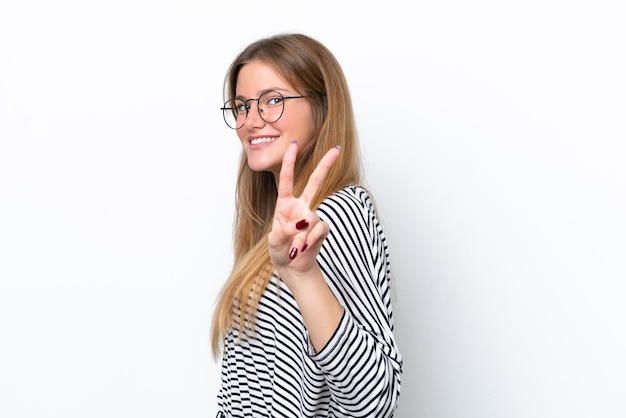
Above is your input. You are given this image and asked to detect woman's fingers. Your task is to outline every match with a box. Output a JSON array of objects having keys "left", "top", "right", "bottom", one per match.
[
  {"left": 278, "top": 143, "right": 341, "bottom": 204},
  {"left": 300, "top": 218, "right": 330, "bottom": 253},
  {"left": 287, "top": 217, "right": 330, "bottom": 262},
  {"left": 271, "top": 143, "right": 340, "bottom": 265}
]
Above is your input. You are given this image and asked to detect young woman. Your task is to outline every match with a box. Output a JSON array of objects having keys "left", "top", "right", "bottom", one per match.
[{"left": 212, "top": 33, "right": 403, "bottom": 417}]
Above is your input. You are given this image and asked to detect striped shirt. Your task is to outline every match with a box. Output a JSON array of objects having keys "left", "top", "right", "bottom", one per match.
[{"left": 217, "top": 185, "right": 403, "bottom": 417}]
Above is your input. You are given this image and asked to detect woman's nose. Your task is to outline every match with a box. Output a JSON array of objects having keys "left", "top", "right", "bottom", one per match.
[{"left": 243, "top": 100, "right": 265, "bottom": 129}]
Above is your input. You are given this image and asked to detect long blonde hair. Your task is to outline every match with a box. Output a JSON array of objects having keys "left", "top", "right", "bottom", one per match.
[{"left": 211, "top": 33, "right": 361, "bottom": 357}]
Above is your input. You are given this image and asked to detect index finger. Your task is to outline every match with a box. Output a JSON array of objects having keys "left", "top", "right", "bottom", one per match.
[
  {"left": 277, "top": 140, "right": 298, "bottom": 199},
  {"left": 300, "top": 146, "right": 341, "bottom": 205}
]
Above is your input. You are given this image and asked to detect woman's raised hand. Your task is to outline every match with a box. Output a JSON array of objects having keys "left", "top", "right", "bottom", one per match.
[{"left": 268, "top": 141, "right": 340, "bottom": 276}]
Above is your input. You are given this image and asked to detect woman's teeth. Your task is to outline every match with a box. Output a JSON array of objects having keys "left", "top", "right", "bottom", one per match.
[{"left": 250, "top": 137, "right": 277, "bottom": 145}]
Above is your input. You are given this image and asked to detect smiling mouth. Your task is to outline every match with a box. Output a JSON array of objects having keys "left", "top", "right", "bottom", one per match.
[{"left": 250, "top": 137, "right": 277, "bottom": 145}]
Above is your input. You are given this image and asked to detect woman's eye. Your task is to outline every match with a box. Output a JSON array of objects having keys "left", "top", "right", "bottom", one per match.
[{"left": 266, "top": 97, "right": 283, "bottom": 106}]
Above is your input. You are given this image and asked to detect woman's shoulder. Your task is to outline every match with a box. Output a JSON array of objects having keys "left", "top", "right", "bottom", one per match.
[{"left": 318, "top": 184, "right": 377, "bottom": 216}]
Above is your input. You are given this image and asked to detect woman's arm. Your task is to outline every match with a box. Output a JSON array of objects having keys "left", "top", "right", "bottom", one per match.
[
  {"left": 268, "top": 141, "right": 345, "bottom": 351},
  {"left": 268, "top": 143, "right": 402, "bottom": 417},
  {"left": 311, "top": 186, "right": 403, "bottom": 417}
]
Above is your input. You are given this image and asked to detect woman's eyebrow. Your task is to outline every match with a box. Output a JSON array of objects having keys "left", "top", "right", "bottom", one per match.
[{"left": 235, "top": 88, "right": 291, "bottom": 100}]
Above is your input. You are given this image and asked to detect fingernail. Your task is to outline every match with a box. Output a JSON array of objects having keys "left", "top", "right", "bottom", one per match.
[
  {"left": 289, "top": 247, "right": 298, "bottom": 260},
  {"left": 295, "top": 219, "right": 309, "bottom": 230},
  {"left": 292, "top": 140, "right": 298, "bottom": 145},
  {"left": 335, "top": 145, "right": 341, "bottom": 150},
  {"left": 301, "top": 242, "right": 309, "bottom": 252}
]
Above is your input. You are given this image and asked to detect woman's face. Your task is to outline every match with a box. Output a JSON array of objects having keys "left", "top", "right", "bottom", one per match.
[{"left": 235, "top": 60, "right": 315, "bottom": 179}]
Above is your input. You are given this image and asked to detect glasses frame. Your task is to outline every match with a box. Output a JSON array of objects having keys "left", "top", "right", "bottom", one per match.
[{"left": 220, "top": 90, "right": 307, "bottom": 130}]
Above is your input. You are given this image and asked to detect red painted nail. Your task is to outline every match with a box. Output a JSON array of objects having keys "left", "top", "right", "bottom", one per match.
[
  {"left": 302, "top": 242, "right": 309, "bottom": 252},
  {"left": 289, "top": 247, "right": 298, "bottom": 260},
  {"left": 295, "top": 219, "right": 309, "bottom": 230}
]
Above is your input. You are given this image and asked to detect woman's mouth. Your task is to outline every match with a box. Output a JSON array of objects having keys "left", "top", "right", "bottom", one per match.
[{"left": 250, "top": 136, "right": 278, "bottom": 145}]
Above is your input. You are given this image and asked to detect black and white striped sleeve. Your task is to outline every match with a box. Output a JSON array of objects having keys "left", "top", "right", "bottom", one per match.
[{"left": 312, "top": 185, "right": 403, "bottom": 417}]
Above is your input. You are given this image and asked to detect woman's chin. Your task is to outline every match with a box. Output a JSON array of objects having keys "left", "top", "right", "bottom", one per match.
[{"left": 247, "top": 160, "right": 279, "bottom": 175}]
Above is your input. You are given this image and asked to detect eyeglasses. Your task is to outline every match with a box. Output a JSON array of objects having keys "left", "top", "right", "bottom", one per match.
[{"left": 221, "top": 90, "right": 306, "bottom": 129}]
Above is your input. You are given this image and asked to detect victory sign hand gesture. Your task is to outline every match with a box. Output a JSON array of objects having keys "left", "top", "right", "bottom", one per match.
[{"left": 268, "top": 141, "right": 341, "bottom": 278}]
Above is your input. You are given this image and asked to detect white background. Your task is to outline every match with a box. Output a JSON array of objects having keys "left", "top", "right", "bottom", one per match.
[{"left": 1, "top": 1, "right": 624, "bottom": 417}]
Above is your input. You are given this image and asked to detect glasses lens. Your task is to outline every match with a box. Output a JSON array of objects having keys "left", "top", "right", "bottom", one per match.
[
  {"left": 222, "top": 99, "right": 244, "bottom": 129},
  {"left": 258, "top": 91, "right": 285, "bottom": 124}
]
